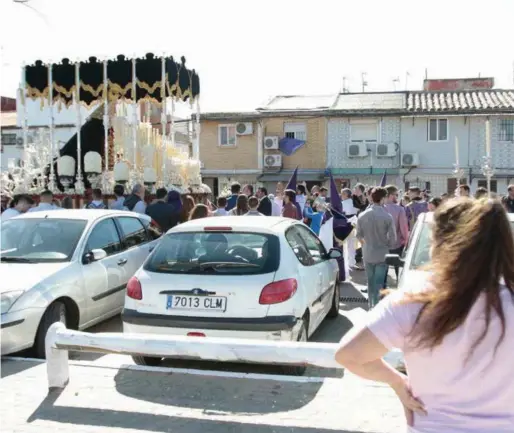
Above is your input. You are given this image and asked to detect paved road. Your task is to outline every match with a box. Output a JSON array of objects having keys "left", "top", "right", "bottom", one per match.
[{"left": 65, "top": 270, "right": 397, "bottom": 378}]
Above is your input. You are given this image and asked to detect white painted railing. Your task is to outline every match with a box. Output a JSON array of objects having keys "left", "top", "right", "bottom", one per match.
[{"left": 45, "top": 322, "right": 404, "bottom": 390}]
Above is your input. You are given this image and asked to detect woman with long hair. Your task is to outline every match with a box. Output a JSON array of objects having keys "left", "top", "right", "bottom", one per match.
[
  {"left": 180, "top": 195, "right": 195, "bottom": 223},
  {"left": 336, "top": 197, "right": 514, "bottom": 432},
  {"left": 229, "top": 194, "right": 249, "bottom": 216},
  {"left": 189, "top": 203, "right": 210, "bottom": 220}
]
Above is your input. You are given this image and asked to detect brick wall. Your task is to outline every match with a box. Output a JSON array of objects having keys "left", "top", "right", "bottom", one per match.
[
  {"left": 263, "top": 117, "right": 327, "bottom": 169},
  {"left": 199, "top": 120, "right": 258, "bottom": 170}
]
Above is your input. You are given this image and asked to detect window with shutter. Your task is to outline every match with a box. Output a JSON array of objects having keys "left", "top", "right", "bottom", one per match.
[
  {"left": 284, "top": 122, "right": 307, "bottom": 141},
  {"left": 350, "top": 122, "right": 378, "bottom": 143}
]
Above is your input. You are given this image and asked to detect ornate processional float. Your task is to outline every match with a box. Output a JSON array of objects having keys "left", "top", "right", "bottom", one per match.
[{"left": 1, "top": 53, "right": 212, "bottom": 203}]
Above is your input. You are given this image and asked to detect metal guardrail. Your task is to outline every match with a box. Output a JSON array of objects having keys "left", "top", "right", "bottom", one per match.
[{"left": 45, "top": 322, "right": 404, "bottom": 390}]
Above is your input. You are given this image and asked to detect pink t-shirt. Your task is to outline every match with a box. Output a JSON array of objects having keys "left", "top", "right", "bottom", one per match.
[{"left": 366, "top": 287, "right": 514, "bottom": 433}]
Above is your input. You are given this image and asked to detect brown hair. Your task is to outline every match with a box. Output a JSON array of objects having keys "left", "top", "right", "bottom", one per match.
[
  {"left": 370, "top": 187, "right": 387, "bottom": 204},
  {"left": 475, "top": 187, "right": 488, "bottom": 199},
  {"left": 248, "top": 196, "right": 259, "bottom": 208},
  {"left": 234, "top": 194, "right": 249, "bottom": 215},
  {"left": 189, "top": 204, "right": 209, "bottom": 220},
  {"left": 385, "top": 185, "right": 398, "bottom": 196},
  {"left": 181, "top": 195, "right": 195, "bottom": 222},
  {"left": 407, "top": 198, "right": 514, "bottom": 357}
]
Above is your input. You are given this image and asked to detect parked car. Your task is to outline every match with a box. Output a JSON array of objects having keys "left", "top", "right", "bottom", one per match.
[
  {"left": 1, "top": 209, "right": 162, "bottom": 357},
  {"left": 386, "top": 212, "right": 514, "bottom": 292},
  {"left": 122, "top": 216, "right": 342, "bottom": 373}
]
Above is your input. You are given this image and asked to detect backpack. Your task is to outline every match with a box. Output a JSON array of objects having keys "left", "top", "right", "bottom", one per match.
[{"left": 86, "top": 202, "right": 107, "bottom": 209}]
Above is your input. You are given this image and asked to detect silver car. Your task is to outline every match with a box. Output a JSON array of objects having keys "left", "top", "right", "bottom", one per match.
[
  {"left": 1, "top": 209, "right": 162, "bottom": 357},
  {"left": 386, "top": 211, "right": 514, "bottom": 292}
]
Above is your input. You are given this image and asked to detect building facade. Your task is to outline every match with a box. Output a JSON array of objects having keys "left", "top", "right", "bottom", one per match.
[
  {"left": 199, "top": 80, "right": 514, "bottom": 197},
  {"left": 199, "top": 96, "right": 331, "bottom": 195}
]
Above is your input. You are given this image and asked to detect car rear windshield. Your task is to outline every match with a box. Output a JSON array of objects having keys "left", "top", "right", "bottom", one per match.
[
  {"left": 144, "top": 231, "right": 280, "bottom": 275},
  {"left": 0, "top": 218, "right": 87, "bottom": 262}
]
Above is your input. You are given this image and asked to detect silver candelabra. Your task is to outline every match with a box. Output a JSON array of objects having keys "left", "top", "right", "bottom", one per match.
[{"left": 481, "top": 156, "right": 495, "bottom": 198}]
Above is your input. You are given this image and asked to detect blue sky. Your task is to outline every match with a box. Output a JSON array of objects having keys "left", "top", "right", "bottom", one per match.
[{"left": 1, "top": 0, "right": 513, "bottom": 113}]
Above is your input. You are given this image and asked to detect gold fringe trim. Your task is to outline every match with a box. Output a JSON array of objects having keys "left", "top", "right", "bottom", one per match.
[
  {"left": 81, "top": 82, "right": 104, "bottom": 98},
  {"left": 137, "top": 79, "right": 161, "bottom": 95}
]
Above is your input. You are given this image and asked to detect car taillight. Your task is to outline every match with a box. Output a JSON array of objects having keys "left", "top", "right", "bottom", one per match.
[
  {"left": 187, "top": 332, "right": 206, "bottom": 337},
  {"left": 127, "top": 277, "right": 142, "bottom": 300},
  {"left": 259, "top": 279, "right": 298, "bottom": 305}
]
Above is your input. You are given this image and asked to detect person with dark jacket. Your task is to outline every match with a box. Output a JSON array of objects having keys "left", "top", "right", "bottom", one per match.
[
  {"left": 256, "top": 187, "right": 272, "bottom": 216},
  {"left": 225, "top": 182, "right": 241, "bottom": 211},
  {"left": 145, "top": 188, "right": 181, "bottom": 233},
  {"left": 124, "top": 184, "right": 146, "bottom": 214}
]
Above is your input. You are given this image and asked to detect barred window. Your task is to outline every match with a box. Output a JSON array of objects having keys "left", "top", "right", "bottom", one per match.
[{"left": 499, "top": 119, "right": 514, "bottom": 142}]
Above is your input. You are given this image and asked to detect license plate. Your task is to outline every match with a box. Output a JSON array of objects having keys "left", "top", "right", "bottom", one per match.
[{"left": 166, "top": 295, "right": 227, "bottom": 312}]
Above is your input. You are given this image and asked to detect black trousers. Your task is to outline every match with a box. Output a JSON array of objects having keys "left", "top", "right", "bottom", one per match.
[{"left": 383, "top": 246, "right": 404, "bottom": 288}]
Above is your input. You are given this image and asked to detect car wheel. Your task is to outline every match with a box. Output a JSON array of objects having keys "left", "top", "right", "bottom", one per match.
[
  {"left": 34, "top": 301, "right": 66, "bottom": 359},
  {"left": 281, "top": 320, "right": 308, "bottom": 376},
  {"left": 132, "top": 355, "right": 163, "bottom": 367},
  {"left": 327, "top": 281, "right": 340, "bottom": 319}
]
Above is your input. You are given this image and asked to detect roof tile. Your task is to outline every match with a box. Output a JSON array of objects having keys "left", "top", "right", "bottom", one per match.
[{"left": 406, "top": 90, "right": 514, "bottom": 112}]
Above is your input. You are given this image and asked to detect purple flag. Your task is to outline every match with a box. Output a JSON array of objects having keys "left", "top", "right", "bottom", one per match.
[
  {"left": 285, "top": 166, "right": 302, "bottom": 220},
  {"left": 279, "top": 137, "right": 306, "bottom": 156},
  {"left": 380, "top": 170, "right": 387, "bottom": 187}
]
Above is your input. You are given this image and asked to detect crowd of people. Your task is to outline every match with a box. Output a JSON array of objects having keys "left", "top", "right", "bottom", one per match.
[{"left": 4, "top": 178, "right": 511, "bottom": 302}]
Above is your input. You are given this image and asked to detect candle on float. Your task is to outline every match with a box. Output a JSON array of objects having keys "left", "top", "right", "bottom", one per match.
[
  {"left": 486, "top": 119, "right": 491, "bottom": 157},
  {"left": 454, "top": 136, "right": 459, "bottom": 165}
]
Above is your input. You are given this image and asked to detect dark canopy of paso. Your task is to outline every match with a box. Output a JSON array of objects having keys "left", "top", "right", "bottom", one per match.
[{"left": 24, "top": 54, "right": 200, "bottom": 107}]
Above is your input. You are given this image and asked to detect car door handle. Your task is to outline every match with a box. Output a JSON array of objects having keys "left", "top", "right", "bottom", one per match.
[
  {"left": 149, "top": 246, "right": 155, "bottom": 253},
  {"left": 117, "top": 258, "right": 128, "bottom": 266}
]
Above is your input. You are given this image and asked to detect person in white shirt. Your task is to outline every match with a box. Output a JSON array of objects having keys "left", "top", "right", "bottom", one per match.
[
  {"left": 213, "top": 197, "right": 229, "bottom": 216},
  {"left": 296, "top": 184, "right": 307, "bottom": 215},
  {"left": 29, "top": 190, "right": 60, "bottom": 212},
  {"left": 269, "top": 194, "right": 282, "bottom": 216},
  {"left": 1, "top": 195, "right": 34, "bottom": 220},
  {"left": 341, "top": 188, "right": 358, "bottom": 269},
  {"left": 245, "top": 196, "right": 264, "bottom": 216}
]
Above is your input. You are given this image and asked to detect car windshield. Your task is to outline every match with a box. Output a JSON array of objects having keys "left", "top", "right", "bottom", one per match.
[
  {"left": 144, "top": 231, "right": 280, "bottom": 275},
  {"left": 410, "top": 220, "right": 514, "bottom": 269},
  {"left": 0, "top": 218, "right": 87, "bottom": 263}
]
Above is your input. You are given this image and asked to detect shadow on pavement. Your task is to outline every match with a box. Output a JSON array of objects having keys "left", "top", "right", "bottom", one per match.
[
  {"left": 112, "top": 368, "right": 322, "bottom": 414},
  {"left": 0, "top": 358, "right": 41, "bottom": 378},
  {"left": 28, "top": 389, "right": 367, "bottom": 433}
]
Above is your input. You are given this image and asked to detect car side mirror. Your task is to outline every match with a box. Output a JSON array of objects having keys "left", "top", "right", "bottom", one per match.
[
  {"left": 83, "top": 249, "right": 107, "bottom": 264},
  {"left": 91, "top": 249, "right": 107, "bottom": 261},
  {"left": 385, "top": 254, "right": 404, "bottom": 268},
  {"left": 327, "top": 248, "right": 342, "bottom": 260}
]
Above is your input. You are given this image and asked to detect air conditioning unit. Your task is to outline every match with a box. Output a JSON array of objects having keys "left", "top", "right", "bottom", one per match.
[
  {"left": 347, "top": 143, "right": 368, "bottom": 158},
  {"left": 401, "top": 153, "right": 420, "bottom": 167},
  {"left": 236, "top": 122, "right": 253, "bottom": 135},
  {"left": 264, "top": 154, "right": 282, "bottom": 168},
  {"left": 375, "top": 142, "right": 397, "bottom": 157},
  {"left": 263, "top": 136, "right": 279, "bottom": 150}
]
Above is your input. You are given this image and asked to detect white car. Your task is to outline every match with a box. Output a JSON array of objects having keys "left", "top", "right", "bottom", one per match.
[
  {"left": 1, "top": 209, "right": 162, "bottom": 357},
  {"left": 386, "top": 211, "right": 514, "bottom": 292},
  {"left": 122, "top": 216, "right": 342, "bottom": 372}
]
